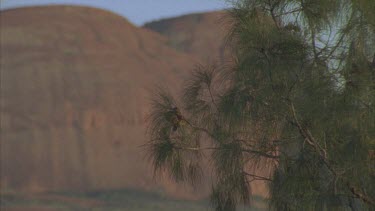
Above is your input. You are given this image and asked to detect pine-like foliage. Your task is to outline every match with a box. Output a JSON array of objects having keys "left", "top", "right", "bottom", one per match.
[{"left": 146, "top": 0, "right": 375, "bottom": 210}]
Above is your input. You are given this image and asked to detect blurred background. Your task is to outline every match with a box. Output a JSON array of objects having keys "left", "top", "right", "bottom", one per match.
[
  {"left": 0, "top": 1, "right": 267, "bottom": 210},
  {"left": 1, "top": 0, "right": 228, "bottom": 25}
]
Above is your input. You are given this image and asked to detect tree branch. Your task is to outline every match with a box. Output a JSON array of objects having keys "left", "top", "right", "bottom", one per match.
[
  {"left": 244, "top": 172, "right": 273, "bottom": 182},
  {"left": 348, "top": 183, "right": 375, "bottom": 205},
  {"left": 289, "top": 101, "right": 327, "bottom": 159},
  {"left": 242, "top": 148, "right": 280, "bottom": 159},
  {"left": 288, "top": 102, "right": 375, "bottom": 206}
]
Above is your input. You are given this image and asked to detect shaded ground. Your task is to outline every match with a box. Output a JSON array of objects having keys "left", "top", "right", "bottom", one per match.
[{"left": 1, "top": 189, "right": 267, "bottom": 211}]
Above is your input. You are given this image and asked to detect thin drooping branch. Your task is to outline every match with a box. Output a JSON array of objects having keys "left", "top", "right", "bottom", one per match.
[
  {"left": 207, "top": 82, "right": 219, "bottom": 111},
  {"left": 244, "top": 172, "right": 273, "bottom": 182},
  {"left": 172, "top": 143, "right": 279, "bottom": 160},
  {"left": 311, "top": 28, "right": 319, "bottom": 64},
  {"left": 288, "top": 101, "right": 375, "bottom": 206},
  {"left": 183, "top": 118, "right": 216, "bottom": 139},
  {"left": 289, "top": 101, "right": 327, "bottom": 159},
  {"left": 267, "top": 0, "right": 281, "bottom": 29},
  {"left": 173, "top": 146, "right": 219, "bottom": 151},
  {"left": 173, "top": 114, "right": 277, "bottom": 158},
  {"left": 275, "top": 8, "right": 302, "bottom": 17},
  {"left": 348, "top": 183, "right": 375, "bottom": 206},
  {"left": 242, "top": 149, "right": 280, "bottom": 159}
]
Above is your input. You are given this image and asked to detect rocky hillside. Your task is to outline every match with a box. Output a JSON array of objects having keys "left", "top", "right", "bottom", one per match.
[
  {"left": 0, "top": 5, "right": 199, "bottom": 196},
  {"left": 144, "top": 11, "right": 231, "bottom": 65},
  {"left": 0, "top": 5, "right": 266, "bottom": 199}
]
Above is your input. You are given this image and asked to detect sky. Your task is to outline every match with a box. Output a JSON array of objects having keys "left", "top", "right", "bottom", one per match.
[{"left": 0, "top": 0, "right": 229, "bottom": 25}]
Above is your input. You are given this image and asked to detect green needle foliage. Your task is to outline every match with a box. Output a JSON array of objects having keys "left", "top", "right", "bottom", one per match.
[{"left": 146, "top": 0, "right": 375, "bottom": 210}]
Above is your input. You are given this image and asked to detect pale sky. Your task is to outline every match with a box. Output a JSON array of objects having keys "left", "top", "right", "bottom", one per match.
[{"left": 0, "top": 0, "right": 229, "bottom": 25}]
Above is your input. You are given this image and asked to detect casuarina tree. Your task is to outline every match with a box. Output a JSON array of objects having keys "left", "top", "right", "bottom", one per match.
[{"left": 146, "top": 0, "right": 375, "bottom": 210}]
